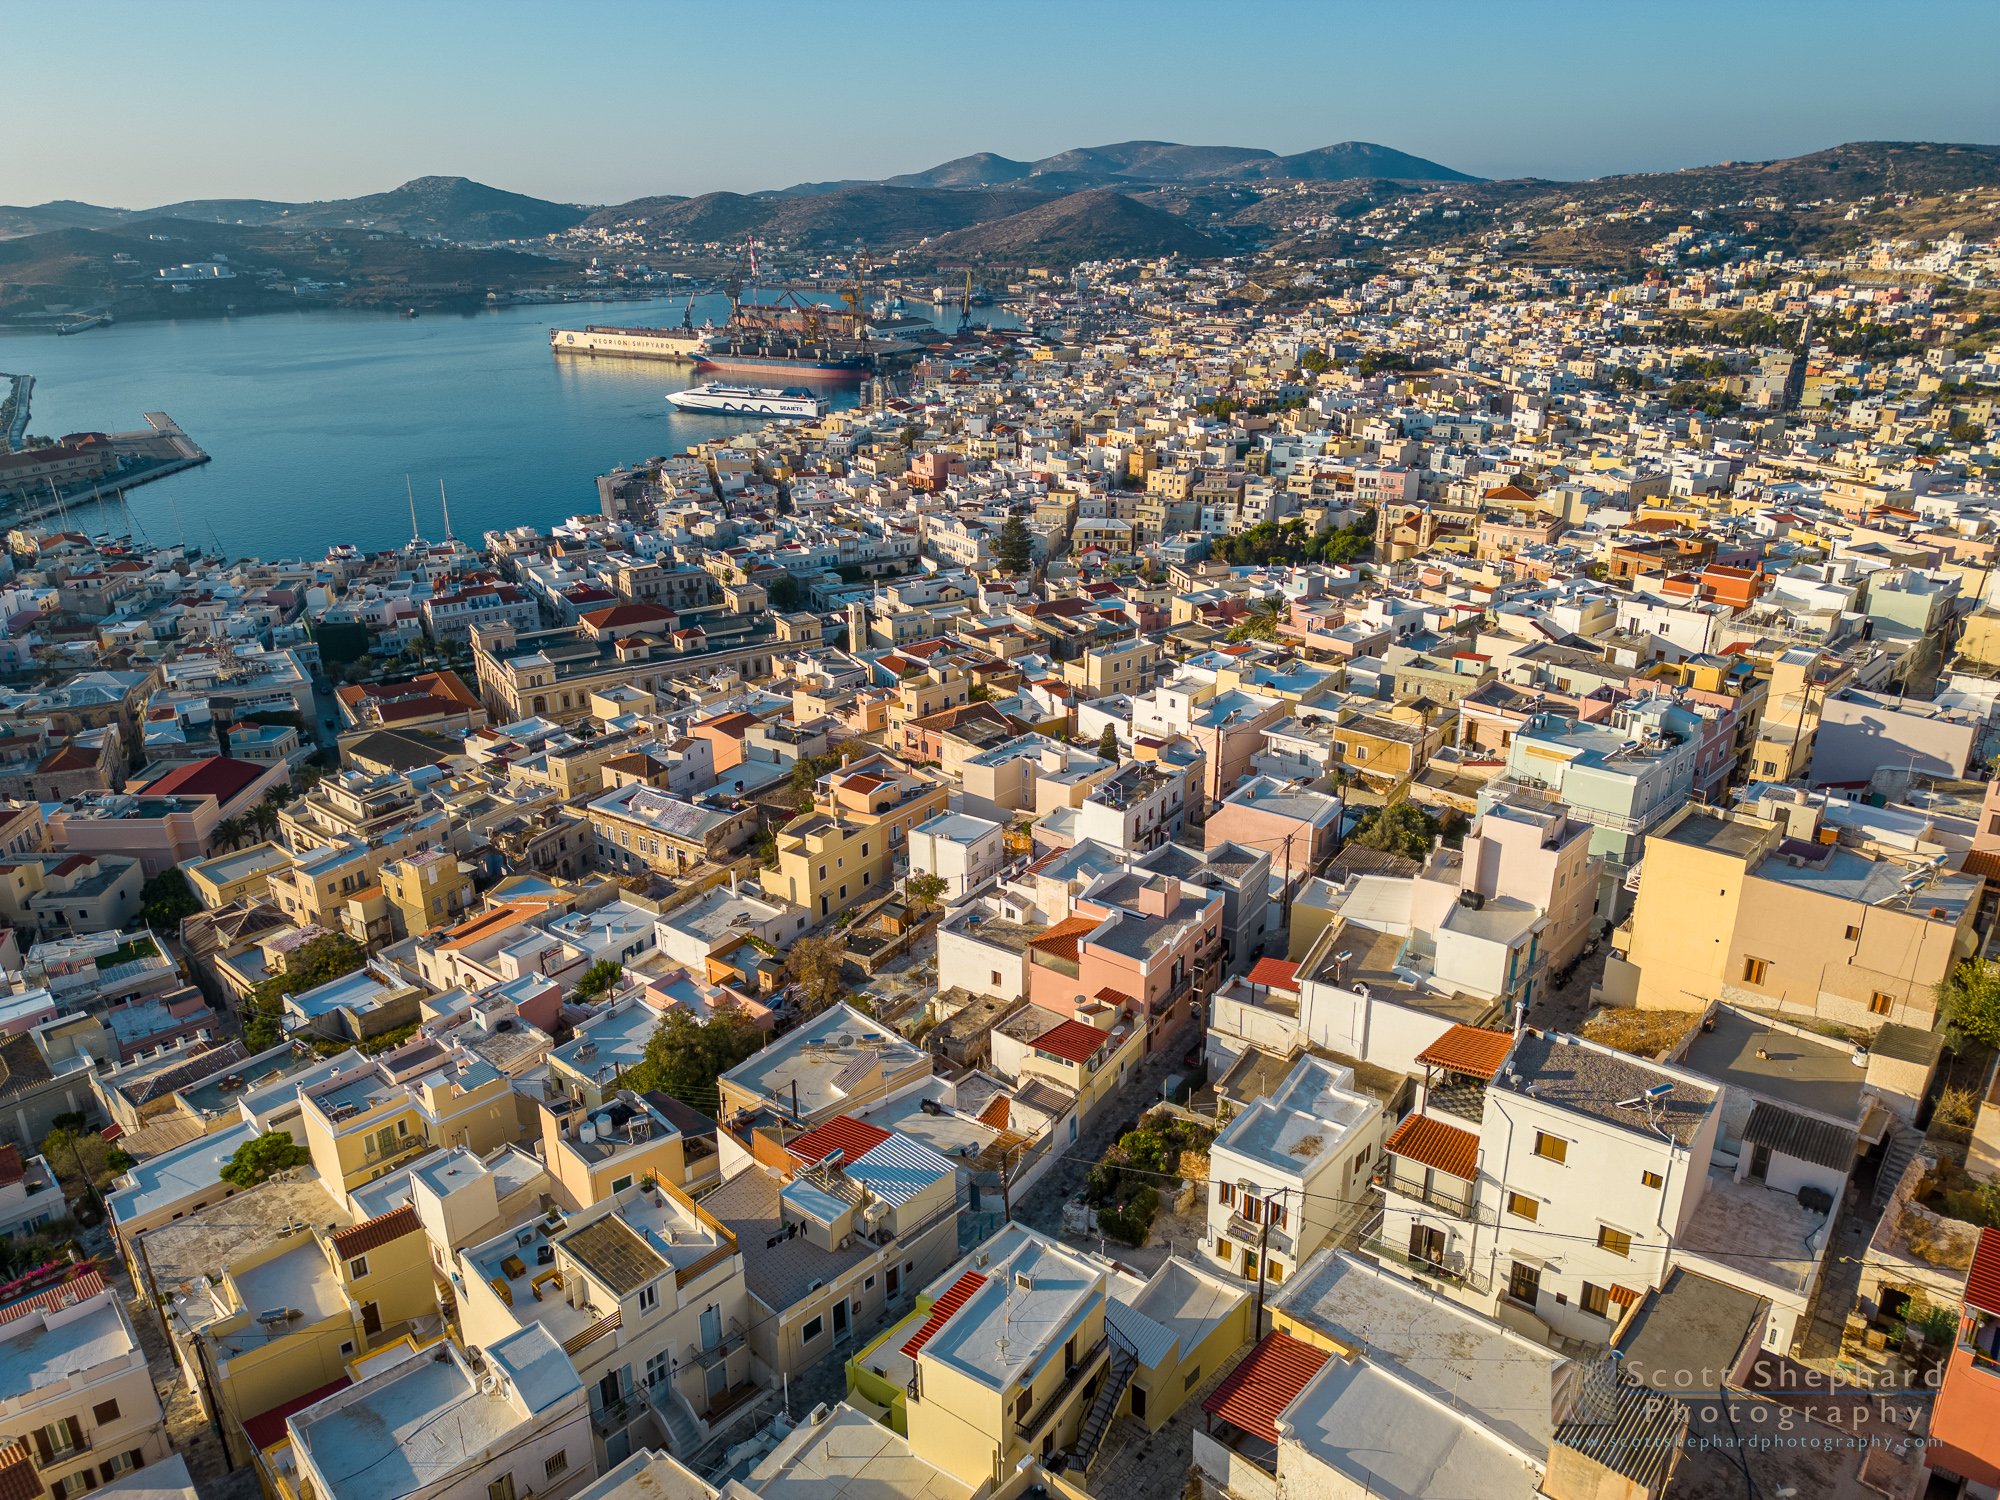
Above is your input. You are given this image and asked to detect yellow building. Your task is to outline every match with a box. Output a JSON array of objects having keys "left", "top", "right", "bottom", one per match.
[
  {"left": 851, "top": 1227, "right": 1249, "bottom": 1480},
  {"left": 300, "top": 1049, "right": 518, "bottom": 1195},
  {"left": 143, "top": 1175, "right": 439, "bottom": 1468},
  {"left": 1747, "top": 648, "right": 1847, "bottom": 783},
  {"left": 538, "top": 1091, "right": 692, "bottom": 1210},
  {"left": 771, "top": 754, "right": 948, "bottom": 920},
  {"left": 380, "top": 848, "right": 475, "bottom": 937},
  {"left": 184, "top": 842, "right": 292, "bottom": 909},
  {"left": 1615, "top": 802, "right": 1982, "bottom": 1028}
]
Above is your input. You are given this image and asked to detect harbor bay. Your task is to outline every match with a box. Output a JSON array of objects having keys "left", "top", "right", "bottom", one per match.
[{"left": 0, "top": 293, "right": 897, "bottom": 560}]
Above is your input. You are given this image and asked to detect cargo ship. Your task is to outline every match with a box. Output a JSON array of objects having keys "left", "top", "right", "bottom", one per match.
[
  {"left": 666, "top": 384, "right": 828, "bottom": 419},
  {"left": 549, "top": 323, "right": 713, "bottom": 361},
  {"left": 693, "top": 347, "right": 869, "bottom": 380}
]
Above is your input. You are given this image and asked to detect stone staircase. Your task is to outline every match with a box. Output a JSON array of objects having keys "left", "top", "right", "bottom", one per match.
[
  {"left": 1873, "top": 1124, "right": 1922, "bottom": 1211},
  {"left": 653, "top": 1386, "right": 705, "bottom": 1459},
  {"left": 1065, "top": 1348, "right": 1137, "bottom": 1478}
]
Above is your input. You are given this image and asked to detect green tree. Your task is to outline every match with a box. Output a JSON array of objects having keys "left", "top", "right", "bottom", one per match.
[
  {"left": 575, "top": 960, "right": 623, "bottom": 1000},
  {"left": 219, "top": 1130, "right": 311, "bottom": 1188},
  {"left": 621, "top": 1004, "right": 766, "bottom": 1113},
  {"left": 1096, "top": 724, "right": 1120, "bottom": 763},
  {"left": 212, "top": 816, "right": 250, "bottom": 852},
  {"left": 140, "top": 868, "right": 200, "bottom": 930},
  {"left": 765, "top": 573, "right": 804, "bottom": 611},
  {"left": 785, "top": 932, "right": 849, "bottom": 1015},
  {"left": 790, "top": 752, "right": 843, "bottom": 799},
  {"left": 904, "top": 872, "right": 948, "bottom": 913},
  {"left": 240, "top": 931, "right": 367, "bottom": 1052},
  {"left": 1299, "top": 347, "right": 1330, "bottom": 375},
  {"left": 1939, "top": 958, "right": 2000, "bottom": 1050},
  {"left": 1348, "top": 802, "right": 1440, "bottom": 861},
  {"left": 995, "top": 513, "right": 1034, "bottom": 574},
  {"left": 42, "top": 1124, "right": 132, "bottom": 1216}
]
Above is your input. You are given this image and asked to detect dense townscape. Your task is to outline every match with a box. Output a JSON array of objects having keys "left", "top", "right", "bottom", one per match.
[{"left": 6, "top": 176, "right": 2000, "bottom": 1500}]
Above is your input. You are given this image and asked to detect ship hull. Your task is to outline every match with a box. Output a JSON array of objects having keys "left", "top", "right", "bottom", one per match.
[{"left": 694, "top": 352, "right": 868, "bottom": 381}]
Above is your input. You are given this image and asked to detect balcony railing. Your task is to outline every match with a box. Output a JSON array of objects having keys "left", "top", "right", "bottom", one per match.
[
  {"left": 591, "top": 1393, "right": 647, "bottom": 1437},
  {"left": 1381, "top": 1171, "right": 1475, "bottom": 1219},
  {"left": 1362, "top": 1231, "right": 1490, "bottom": 1295},
  {"left": 1019, "top": 1337, "right": 1110, "bottom": 1452},
  {"left": 1226, "top": 1214, "right": 1294, "bottom": 1256}
]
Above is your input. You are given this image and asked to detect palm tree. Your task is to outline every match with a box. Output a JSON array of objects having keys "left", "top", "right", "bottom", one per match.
[
  {"left": 212, "top": 817, "right": 249, "bottom": 851},
  {"left": 248, "top": 801, "right": 280, "bottom": 841}
]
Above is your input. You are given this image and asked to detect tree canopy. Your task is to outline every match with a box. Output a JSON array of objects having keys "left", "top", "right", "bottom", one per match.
[
  {"left": 620, "top": 1006, "right": 766, "bottom": 1114},
  {"left": 785, "top": 933, "right": 849, "bottom": 1015},
  {"left": 1347, "top": 802, "right": 1439, "bottom": 861},
  {"left": 219, "top": 1130, "right": 312, "bottom": 1188},
  {"left": 1940, "top": 958, "right": 2000, "bottom": 1051},
  {"left": 242, "top": 931, "right": 367, "bottom": 1051},
  {"left": 575, "top": 960, "right": 623, "bottom": 1000},
  {"left": 140, "top": 868, "right": 201, "bottom": 930},
  {"left": 995, "top": 514, "right": 1034, "bottom": 574}
]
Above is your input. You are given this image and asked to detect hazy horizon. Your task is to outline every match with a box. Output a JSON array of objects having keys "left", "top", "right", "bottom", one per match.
[{"left": 12, "top": 0, "right": 1999, "bottom": 209}]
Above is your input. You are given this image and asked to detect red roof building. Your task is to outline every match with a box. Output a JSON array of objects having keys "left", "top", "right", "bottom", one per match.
[
  {"left": 1202, "top": 1331, "right": 1329, "bottom": 1444},
  {"left": 785, "top": 1115, "right": 892, "bottom": 1167},
  {"left": 141, "top": 756, "right": 271, "bottom": 807},
  {"left": 1030, "top": 1019, "right": 1116, "bottom": 1065},
  {"left": 901, "top": 1271, "right": 989, "bottom": 1358}
]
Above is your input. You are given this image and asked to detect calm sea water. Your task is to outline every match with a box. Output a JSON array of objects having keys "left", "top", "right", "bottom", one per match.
[{"left": 0, "top": 291, "right": 1005, "bottom": 561}]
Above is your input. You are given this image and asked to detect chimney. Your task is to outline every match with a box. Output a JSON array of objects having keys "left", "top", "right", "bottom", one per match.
[{"left": 1138, "top": 876, "right": 1181, "bottom": 919}]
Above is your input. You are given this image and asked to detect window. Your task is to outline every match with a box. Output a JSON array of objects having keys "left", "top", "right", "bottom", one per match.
[
  {"left": 1869, "top": 992, "right": 1894, "bottom": 1016},
  {"left": 92, "top": 1399, "right": 119, "bottom": 1426},
  {"left": 1015, "top": 1388, "right": 1032, "bottom": 1420},
  {"left": 348, "top": 1256, "right": 369, "bottom": 1280},
  {"left": 647, "top": 1353, "right": 670, "bottom": 1387},
  {"left": 1184, "top": 1366, "right": 1202, "bottom": 1390},
  {"left": 1505, "top": 1191, "right": 1540, "bottom": 1223},
  {"left": 1641, "top": 1170, "right": 1664, "bottom": 1190},
  {"left": 991, "top": 971, "right": 1003, "bottom": 987},
  {"left": 488, "top": 1477, "right": 516, "bottom": 1500},
  {"left": 99, "top": 1454, "right": 137, "bottom": 1483},
  {"left": 638, "top": 1284, "right": 658, "bottom": 1314},
  {"left": 1532, "top": 1132, "right": 1569, "bottom": 1165},
  {"left": 545, "top": 1453, "right": 569, "bottom": 1482},
  {"left": 803, "top": 1314, "right": 825, "bottom": 1343},
  {"left": 1508, "top": 1261, "right": 1541, "bottom": 1305},
  {"left": 340, "top": 1341, "right": 356, "bottom": 1357},
  {"left": 1597, "top": 1225, "right": 1634, "bottom": 1258},
  {"left": 1845, "top": 924, "right": 1861, "bottom": 941},
  {"left": 612, "top": 1175, "right": 634, "bottom": 1193},
  {"left": 1742, "top": 956, "right": 1769, "bottom": 986},
  {"left": 51, "top": 1476, "right": 93, "bottom": 1500},
  {"left": 864, "top": 1275, "right": 876, "bottom": 1292},
  {"left": 1581, "top": 1282, "right": 1611, "bottom": 1318}
]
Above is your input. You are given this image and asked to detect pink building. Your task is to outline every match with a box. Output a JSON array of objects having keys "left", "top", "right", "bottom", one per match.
[{"left": 1026, "top": 872, "right": 1223, "bottom": 1051}]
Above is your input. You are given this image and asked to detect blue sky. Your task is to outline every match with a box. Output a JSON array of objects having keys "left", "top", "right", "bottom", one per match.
[{"left": 11, "top": 0, "right": 1998, "bottom": 207}]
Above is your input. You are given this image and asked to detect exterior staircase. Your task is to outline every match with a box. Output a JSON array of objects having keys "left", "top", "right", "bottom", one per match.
[
  {"left": 1065, "top": 1347, "right": 1137, "bottom": 1477},
  {"left": 653, "top": 1385, "right": 705, "bottom": 1459},
  {"left": 1873, "top": 1124, "right": 1921, "bottom": 1211}
]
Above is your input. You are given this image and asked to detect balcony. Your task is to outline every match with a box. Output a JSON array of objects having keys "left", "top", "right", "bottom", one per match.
[
  {"left": 1427, "top": 1077, "right": 1487, "bottom": 1125},
  {"left": 1226, "top": 1214, "right": 1294, "bottom": 1257},
  {"left": 1381, "top": 1170, "right": 1475, "bottom": 1219},
  {"left": 1362, "top": 1229, "right": 1490, "bottom": 1295},
  {"left": 591, "top": 1393, "right": 648, "bottom": 1438}
]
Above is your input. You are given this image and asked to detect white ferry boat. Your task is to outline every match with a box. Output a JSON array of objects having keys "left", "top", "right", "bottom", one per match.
[{"left": 665, "top": 384, "right": 827, "bottom": 419}]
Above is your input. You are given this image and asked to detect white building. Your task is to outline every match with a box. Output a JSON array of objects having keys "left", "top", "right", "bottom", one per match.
[
  {"left": 286, "top": 1326, "right": 590, "bottom": 1500},
  {"left": 1205, "top": 1055, "right": 1386, "bottom": 1284},
  {"left": 908, "top": 811, "right": 1003, "bottom": 899},
  {"left": 0, "top": 1284, "right": 172, "bottom": 1500}
]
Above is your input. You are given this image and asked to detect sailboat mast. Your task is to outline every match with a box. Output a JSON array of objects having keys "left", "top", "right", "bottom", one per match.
[
  {"left": 406, "top": 475, "right": 421, "bottom": 544},
  {"left": 439, "top": 479, "right": 454, "bottom": 543}
]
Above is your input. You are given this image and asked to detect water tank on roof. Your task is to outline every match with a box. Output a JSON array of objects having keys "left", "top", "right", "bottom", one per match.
[{"left": 580, "top": 1120, "right": 598, "bottom": 1144}]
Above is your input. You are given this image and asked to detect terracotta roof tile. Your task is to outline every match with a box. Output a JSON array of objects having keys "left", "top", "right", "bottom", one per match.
[
  {"left": 1032, "top": 1019, "right": 1116, "bottom": 1065},
  {"left": 1383, "top": 1113, "right": 1480, "bottom": 1181},
  {"left": 328, "top": 1205, "right": 420, "bottom": 1261},
  {"left": 1247, "top": 957, "right": 1300, "bottom": 992},
  {"left": 1968, "top": 1226, "right": 2000, "bottom": 1319},
  {"left": 1202, "top": 1331, "right": 1328, "bottom": 1444},
  {"left": 0, "top": 1441, "right": 40, "bottom": 1500},
  {"left": 786, "top": 1115, "right": 892, "bottom": 1167},
  {"left": 1027, "top": 914, "right": 1098, "bottom": 962},
  {"left": 902, "top": 1271, "right": 987, "bottom": 1359},
  {"left": 1415, "top": 1024, "right": 1515, "bottom": 1081}
]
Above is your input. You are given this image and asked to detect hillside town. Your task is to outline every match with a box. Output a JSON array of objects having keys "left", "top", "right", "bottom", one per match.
[{"left": 5, "top": 208, "right": 2000, "bottom": 1500}]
